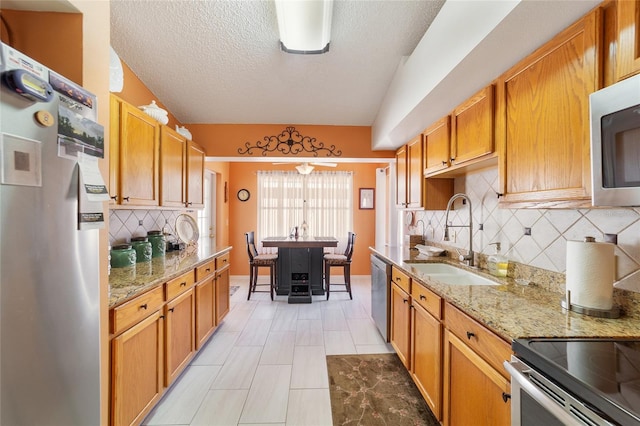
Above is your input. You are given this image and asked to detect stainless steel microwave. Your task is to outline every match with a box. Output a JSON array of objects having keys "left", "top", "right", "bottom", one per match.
[{"left": 590, "top": 73, "right": 640, "bottom": 206}]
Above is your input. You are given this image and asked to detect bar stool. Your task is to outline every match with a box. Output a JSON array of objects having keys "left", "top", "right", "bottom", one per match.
[
  {"left": 245, "top": 231, "right": 277, "bottom": 300},
  {"left": 324, "top": 232, "right": 356, "bottom": 300}
]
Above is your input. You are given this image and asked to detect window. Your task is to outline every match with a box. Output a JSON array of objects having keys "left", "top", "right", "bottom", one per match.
[{"left": 257, "top": 170, "right": 353, "bottom": 251}]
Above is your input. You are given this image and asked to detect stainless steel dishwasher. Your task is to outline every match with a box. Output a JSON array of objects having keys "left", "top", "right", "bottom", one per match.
[{"left": 370, "top": 254, "right": 391, "bottom": 341}]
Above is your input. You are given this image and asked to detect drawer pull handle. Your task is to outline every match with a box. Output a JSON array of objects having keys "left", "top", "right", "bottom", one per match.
[
  {"left": 502, "top": 392, "right": 511, "bottom": 403},
  {"left": 420, "top": 295, "right": 426, "bottom": 300},
  {"left": 160, "top": 315, "right": 165, "bottom": 319},
  {"left": 442, "top": 161, "right": 447, "bottom": 166},
  {"left": 169, "top": 308, "right": 175, "bottom": 313},
  {"left": 140, "top": 303, "right": 148, "bottom": 310},
  {"left": 205, "top": 268, "right": 211, "bottom": 272},
  {"left": 110, "top": 195, "right": 118, "bottom": 201},
  {"left": 403, "top": 299, "right": 408, "bottom": 304},
  {"left": 123, "top": 196, "right": 130, "bottom": 202},
  {"left": 466, "top": 331, "right": 475, "bottom": 340},
  {"left": 180, "top": 282, "right": 187, "bottom": 287}
]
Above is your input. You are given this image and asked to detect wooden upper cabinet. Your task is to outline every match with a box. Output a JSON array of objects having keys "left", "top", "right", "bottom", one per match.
[
  {"left": 496, "top": 8, "right": 601, "bottom": 207},
  {"left": 118, "top": 102, "right": 160, "bottom": 206},
  {"left": 617, "top": 0, "right": 640, "bottom": 81},
  {"left": 406, "top": 135, "right": 424, "bottom": 209},
  {"left": 109, "top": 95, "right": 122, "bottom": 205},
  {"left": 451, "top": 85, "right": 494, "bottom": 167},
  {"left": 424, "top": 116, "right": 451, "bottom": 175},
  {"left": 395, "top": 145, "right": 408, "bottom": 207},
  {"left": 186, "top": 140, "right": 205, "bottom": 208},
  {"left": 160, "top": 126, "right": 187, "bottom": 208}
]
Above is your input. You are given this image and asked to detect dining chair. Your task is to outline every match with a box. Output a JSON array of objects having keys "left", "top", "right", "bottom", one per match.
[
  {"left": 324, "top": 232, "right": 356, "bottom": 300},
  {"left": 245, "top": 231, "right": 277, "bottom": 300}
]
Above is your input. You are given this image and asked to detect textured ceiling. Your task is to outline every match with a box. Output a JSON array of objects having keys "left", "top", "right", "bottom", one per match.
[{"left": 110, "top": 0, "right": 445, "bottom": 129}]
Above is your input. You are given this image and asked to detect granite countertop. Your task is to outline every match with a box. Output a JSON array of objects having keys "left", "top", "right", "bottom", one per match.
[
  {"left": 371, "top": 245, "right": 640, "bottom": 342},
  {"left": 109, "top": 244, "right": 232, "bottom": 308}
]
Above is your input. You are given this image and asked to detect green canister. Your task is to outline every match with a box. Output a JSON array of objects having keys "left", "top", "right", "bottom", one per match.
[
  {"left": 110, "top": 244, "right": 136, "bottom": 268},
  {"left": 147, "top": 230, "right": 166, "bottom": 258},
  {"left": 131, "top": 237, "right": 152, "bottom": 263}
]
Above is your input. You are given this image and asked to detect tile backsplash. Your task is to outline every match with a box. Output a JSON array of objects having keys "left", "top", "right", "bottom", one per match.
[
  {"left": 109, "top": 209, "right": 181, "bottom": 246},
  {"left": 409, "top": 167, "right": 640, "bottom": 293}
]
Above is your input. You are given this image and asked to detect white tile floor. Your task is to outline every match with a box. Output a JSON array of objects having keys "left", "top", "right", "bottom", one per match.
[{"left": 143, "top": 275, "right": 394, "bottom": 426}]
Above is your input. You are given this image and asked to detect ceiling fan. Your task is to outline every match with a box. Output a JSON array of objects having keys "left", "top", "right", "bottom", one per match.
[{"left": 272, "top": 161, "right": 337, "bottom": 174}]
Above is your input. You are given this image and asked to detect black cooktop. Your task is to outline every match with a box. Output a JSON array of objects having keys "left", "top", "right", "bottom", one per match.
[{"left": 513, "top": 338, "right": 640, "bottom": 426}]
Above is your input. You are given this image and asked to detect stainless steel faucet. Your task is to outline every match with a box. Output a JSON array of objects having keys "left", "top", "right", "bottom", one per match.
[{"left": 443, "top": 193, "right": 474, "bottom": 267}]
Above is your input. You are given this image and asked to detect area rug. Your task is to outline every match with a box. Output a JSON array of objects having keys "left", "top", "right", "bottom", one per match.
[
  {"left": 326, "top": 353, "right": 439, "bottom": 426},
  {"left": 229, "top": 285, "right": 239, "bottom": 296}
]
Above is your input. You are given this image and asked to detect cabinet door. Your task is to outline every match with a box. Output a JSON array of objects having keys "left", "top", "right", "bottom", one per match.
[
  {"left": 109, "top": 95, "right": 121, "bottom": 205},
  {"left": 165, "top": 288, "right": 195, "bottom": 385},
  {"left": 411, "top": 302, "right": 442, "bottom": 420},
  {"left": 443, "top": 330, "right": 510, "bottom": 426},
  {"left": 395, "top": 145, "right": 407, "bottom": 207},
  {"left": 406, "top": 136, "right": 424, "bottom": 208},
  {"left": 160, "top": 126, "right": 186, "bottom": 207},
  {"left": 497, "top": 10, "right": 600, "bottom": 207},
  {"left": 424, "top": 116, "right": 451, "bottom": 175},
  {"left": 451, "top": 85, "right": 494, "bottom": 166},
  {"left": 390, "top": 283, "right": 411, "bottom": 369},
  {"left": 186, "top": 140, "right": 205, "bottom": 208},
  {"left": 195, "top": 277, "right": 216, "bottom": 350},
  {"left": 119, "top": 102, "right": 160, "bottom": 206},
  {"left": 111, "top": 311, "right": 164, "bottom": 426},
  {"left": 215, "top": 266, "right": 230, "bottom": 325},
  {"left": 617, "top": 0, "right": 640, "bottom": 81}
]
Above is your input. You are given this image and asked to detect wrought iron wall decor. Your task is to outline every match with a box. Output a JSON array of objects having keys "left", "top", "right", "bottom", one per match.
[{"left": 237, "top": 126, "right": 342, "bottom": 157}]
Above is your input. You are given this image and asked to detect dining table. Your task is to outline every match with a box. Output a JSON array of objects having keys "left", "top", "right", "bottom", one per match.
[{"left": 261, "top": 236, "right": 339, "bottom": 303}]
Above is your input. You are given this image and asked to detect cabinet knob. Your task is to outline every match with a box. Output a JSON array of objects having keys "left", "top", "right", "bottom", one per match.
[
  {"left": 442, "top": 161, "right": 447, "bottom": 166},
  {"left": 186, "top": 202, "right": 193, "bottom": 207},
  {"left": 180, "top": 281, "right": 186, "bottom": 287},
  {"left": 420, "top": 295, "right": 426, "bottom": 300},
  {"left": 169, "top": 308, "right": 175, "bottom": 313},
  {"left": 140, "top": 303, "right": 148, "bottom": 310},
  {"left": 205, "top": 268, "right": 211, "bottom": 272},
  {"left": 123, "top": 196, "right": 130, "bottom": 202},
  {"left": 502, "top": 392, "right": 511, "bottom": 403},
  {"left": 403, "top": 298, "right": 408, "bottom": 304},
  {"left": 450, "top": 157, "right": 455, "bottom": 163},
  {"left": 110, "top": 195, "right": 118, "bottom": 201},
  {"left": 466, "top": 331, "right": 475, "bottom": 340}
]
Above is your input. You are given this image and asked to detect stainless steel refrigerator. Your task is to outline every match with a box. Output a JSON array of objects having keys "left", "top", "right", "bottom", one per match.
[{"left": 0, "top": 43, "right": 101, "bottom": 425}]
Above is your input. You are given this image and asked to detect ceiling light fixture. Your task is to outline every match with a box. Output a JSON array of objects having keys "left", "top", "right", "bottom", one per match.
[
  {"left": 275, "top": 0, "right": 333, "bottom": 54},
  {"left": 295, "top": 163, "right": 314, "bottom": 175}
]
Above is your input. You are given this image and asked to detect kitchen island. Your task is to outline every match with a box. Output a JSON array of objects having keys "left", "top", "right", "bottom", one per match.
[{"left": 262, "top": 236, "right": 338, "bottom": 303}]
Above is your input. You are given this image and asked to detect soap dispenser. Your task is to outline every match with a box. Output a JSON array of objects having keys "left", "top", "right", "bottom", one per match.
[{"left": 487, "top": 242, "right": 508, "bottom": 277}]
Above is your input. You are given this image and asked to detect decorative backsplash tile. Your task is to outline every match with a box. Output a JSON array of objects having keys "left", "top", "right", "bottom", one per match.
[
  {"left": 408, "top": 167, "right": 640, "bottom": 293},
  {"left": 109, "top": 210, "right": 181, "bottom": 246}
]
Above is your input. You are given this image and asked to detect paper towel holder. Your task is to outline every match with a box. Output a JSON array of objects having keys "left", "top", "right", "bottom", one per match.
[{"left": 561, "top": 290, "right": 621, "bottom": 319}]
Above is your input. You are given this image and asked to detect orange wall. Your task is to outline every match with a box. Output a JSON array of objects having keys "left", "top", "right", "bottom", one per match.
[
  {"left": 0, "top": 10, "right": 83, "bottom": 84},
  {"left": 188, "top": 123, "right": 395, "bottom": 159},
  {"left": 228, "top": 162, "right": 384, "bottom": 276}
]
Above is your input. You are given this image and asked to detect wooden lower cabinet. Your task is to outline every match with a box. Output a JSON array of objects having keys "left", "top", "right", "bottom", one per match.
[
  {"left": 215, "top": 265, "right": 230, "bottom": 325},
  {"left": 411, "top": 301, "right": 442, "bottom": 420},
  {"left": 390, "top": 282, "right": 411, "bottom": 368},
  {"left": 195, "top": 276, "right": 216, "bottom": 349},
  {"left": 111, "top": 311, "right": 164, "bottom": 426},
  {"left": 443, "top": 330, "right": 510, "bottom": 426},
  {"left": 164, "top": 288, "right": 195, "bottom": 386}
]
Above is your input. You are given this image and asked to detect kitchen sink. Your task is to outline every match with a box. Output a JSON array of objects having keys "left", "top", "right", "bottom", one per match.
[{"left": 406, "top": 262, "right": 498, "bottom": 286}]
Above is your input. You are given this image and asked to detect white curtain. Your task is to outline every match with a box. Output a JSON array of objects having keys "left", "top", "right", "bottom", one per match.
[{"left": 257, "top": 170, "right": 353, "bottom": 252}]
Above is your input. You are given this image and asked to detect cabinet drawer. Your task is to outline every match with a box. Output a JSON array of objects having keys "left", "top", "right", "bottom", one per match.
[
  {"left": 391, "top": 267, "right": 411, "bottom": 294},
  {"left": 411, "top": 282, "right": 441, "bottom": 319},
  {"left": 196, "top": 260, "right": 215, "bottom": 282},
  {"left": 216, "top": 252, "right": 230, "bottom": 270},
  {"left": 166, "top": 270, "right": 195, "bottom": 301},
  {"left": 444, "top": 302, "right": 511, "bottom": 377},
  {"left": 110, "top": 286, "right": 164, "bottom": 335}
]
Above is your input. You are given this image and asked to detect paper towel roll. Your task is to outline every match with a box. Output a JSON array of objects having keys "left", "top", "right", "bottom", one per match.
[{"left": 566, "top": 239, "right": 615, "bottom": 310}]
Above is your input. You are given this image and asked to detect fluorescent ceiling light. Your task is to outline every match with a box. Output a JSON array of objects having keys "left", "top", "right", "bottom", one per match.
[
  {"left": 295, "top": 163, "right": 314, "bottom": 174},
  {"left": 275, "top": 0, "right": 333, "bottom": 54}
]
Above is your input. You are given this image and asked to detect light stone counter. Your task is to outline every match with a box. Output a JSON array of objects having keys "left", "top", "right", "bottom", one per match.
[
  {"left": 109, "top": 244, "right": 232, "bottom": 308},
  {"left": 371, "top": 245, "right": 640, "bottom": 342}
]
